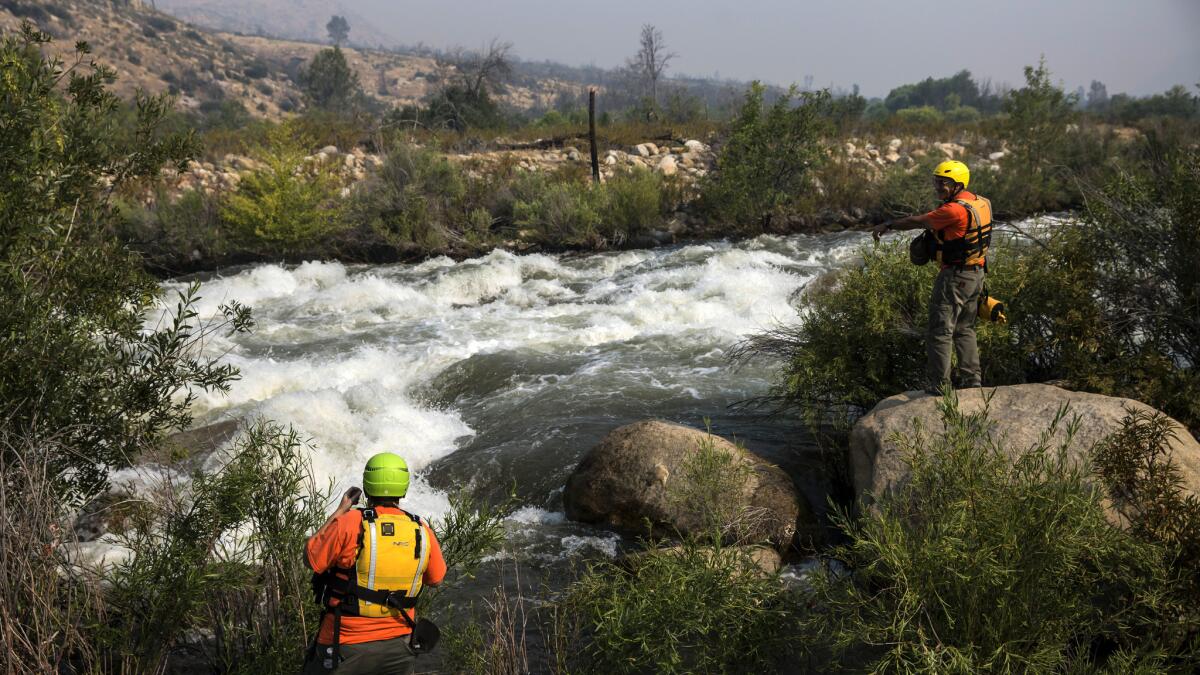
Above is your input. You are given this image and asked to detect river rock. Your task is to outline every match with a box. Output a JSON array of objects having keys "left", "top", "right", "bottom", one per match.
[
  {"left": 657, "top": 155, "right": 678, "bottom": 176},
  {"left": 319, "top": 145, "right": 339, "bottom": 156},
  {"left": 684, "top": 139, "right": 706, "bottom": 153},
  {"left": 634, "top": 142, "right": 658, "bottom": 157},
  {"left": 849, "top": 384, "right": 1200, "bottom": 522},
  {"left": 563, "top": 420, "right": 811, "bottom": 548}
]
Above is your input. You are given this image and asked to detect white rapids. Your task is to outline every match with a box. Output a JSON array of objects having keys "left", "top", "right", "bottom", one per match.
[{"left": 146, "top": 232, "right": 869, "bottom": 557}]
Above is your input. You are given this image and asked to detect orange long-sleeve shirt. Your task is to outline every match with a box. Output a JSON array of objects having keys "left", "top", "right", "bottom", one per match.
[{"left": 306, "top": 506, "right": 446, "bottom": 645}]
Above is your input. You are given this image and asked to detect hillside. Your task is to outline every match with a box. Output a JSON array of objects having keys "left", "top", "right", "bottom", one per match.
[
  {"left": 154, "top": 0, "right": 396, "bottom": 48},
  {"left": 0, "top": 0, "right": 583, "bottom": 117}
]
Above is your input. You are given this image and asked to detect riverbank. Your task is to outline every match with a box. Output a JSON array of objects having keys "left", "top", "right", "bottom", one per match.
[{"left": 119, "top": 119, "right": 1148, "bottom": 278}]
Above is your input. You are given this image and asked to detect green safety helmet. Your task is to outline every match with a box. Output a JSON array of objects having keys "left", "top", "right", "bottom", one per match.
[{"left": 362, "top": 452, "right": 410, "bottom": 498}]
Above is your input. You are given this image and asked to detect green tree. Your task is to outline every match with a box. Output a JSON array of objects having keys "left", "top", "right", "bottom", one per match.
[
  {"left": 222, "top": 126, "right": 346, "bottom": 253},
  {"left": 326, "top": 14, "right": 350, "bottom": 46},
  {"left": 700, "top": 82, "right": 831, "bottom": 228},
  {"left": 299, "top": 46, "right": 362, "bottom": 110},
  {"left": 0, "top": 25, "right": 250, "bottom": 500}
]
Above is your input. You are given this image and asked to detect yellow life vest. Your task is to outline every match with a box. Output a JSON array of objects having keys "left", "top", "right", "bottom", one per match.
[
  {"left": 934, "top": 194, "right": 992, "bottom": 267},
  {"left": 314, "top": 508, "right": 430, "bottom": 619}
]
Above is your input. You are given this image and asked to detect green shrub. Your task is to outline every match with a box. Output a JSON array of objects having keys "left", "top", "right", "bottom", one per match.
[
  {"left": 700, "top": 82, "right": 830, "bottom": 229},
  {"left": 894, "top": 105, "right": 944, "bottom": 127},
  {"left": 0, "top": 26, "right": 243, "bottom": 501},
  {"left": 347, "top": 143, "right": 465, "bottom": 250},
  {"left": 513, "top": 180, "right": 603, "bottom": 246},
  {"left": 1094, "top": 409, "right": 1200, "bottom": 656},
  {"left": 944, "top": 105, "right": 981, "bottom": 123},
  {"left": 118, "top": 189, "right": 228, "bottom": 272},
  {"left": 597, "top": 168, "right": 669, "bottom": 241},
  {"left": 1074, "top": 139, "right": 1200, "bottom": 428},
  {"left": 557, "top": 541, "right": 798, "bottom": 674},
  {"left": 732, "top": 239, "right": 938, "bottom": 422},
  {"left": 222, "top": 127, "right": 346, "bottom": 253},
  {"left": 802, "top": 394, "right": 1170, "bottom": 673}
]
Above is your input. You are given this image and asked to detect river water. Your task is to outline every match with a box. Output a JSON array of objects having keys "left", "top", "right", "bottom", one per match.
[{"left": 164, "top": 232, "right": 868, "bottom": 573}]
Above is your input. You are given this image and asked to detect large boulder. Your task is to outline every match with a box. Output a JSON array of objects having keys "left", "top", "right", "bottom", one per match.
[
  {"left": 850, "top": 384, "right": 1200, "bottom": 514},
  {"left": 564, "top": 420, "right": 815, "bottom": 548}
]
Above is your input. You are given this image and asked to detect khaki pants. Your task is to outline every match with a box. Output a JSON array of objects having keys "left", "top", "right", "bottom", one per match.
[
  {"left": 302, "top": 636, "right": 416, "bottom": 675},
  {"left": 926, "top": 266, "right": 985, "bottom": 390}
]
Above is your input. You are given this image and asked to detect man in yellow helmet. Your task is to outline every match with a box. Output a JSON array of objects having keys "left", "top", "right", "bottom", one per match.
[
  {"left": 303, "top": 452, "right": 446, "bottom": 674},
  {"left": 872, "top": 160, "right": 993, "bottom": 394}
]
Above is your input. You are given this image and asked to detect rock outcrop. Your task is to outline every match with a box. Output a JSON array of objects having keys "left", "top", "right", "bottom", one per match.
[
  {"left": 849, "top": 384, "right": 1200, "bottom": 516},
  {"left": 563, "top": 420, "right": 817, "bottom": 549}
]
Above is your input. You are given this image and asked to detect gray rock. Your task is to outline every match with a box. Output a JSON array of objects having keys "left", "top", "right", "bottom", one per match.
[
  {"left": 849, "top": 384, "right": 1200, "bottom": 524},
  {"left": 564, "top": 420, "right": 813, "bottom": 548},
  {"left": 319, "top": 145, "right": 339, "bottom": 156},
  {"left": 657, "top": 155, "right": 678, "bottom": 176}
]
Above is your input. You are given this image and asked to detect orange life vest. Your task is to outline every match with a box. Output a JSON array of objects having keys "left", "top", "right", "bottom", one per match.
[{"left": 934, "top": 194, "right": 992, "bottom": 267}]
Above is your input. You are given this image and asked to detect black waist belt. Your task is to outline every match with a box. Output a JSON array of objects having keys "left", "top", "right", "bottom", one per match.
[{"left": 353, "top": 586, "right": 419, "bottom": 609}]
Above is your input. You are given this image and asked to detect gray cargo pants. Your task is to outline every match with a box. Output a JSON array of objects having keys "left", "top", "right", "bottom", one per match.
[
  {"left": 302, "top": 637, "right": 416, "bottom": 675},
  {"left": 926, "top": 266, "right": 985, "bottom": 391}
]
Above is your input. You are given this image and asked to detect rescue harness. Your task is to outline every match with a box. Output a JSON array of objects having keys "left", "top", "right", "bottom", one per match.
[{"left": 310, "top": 507, "right": 438, "bottom": 668}]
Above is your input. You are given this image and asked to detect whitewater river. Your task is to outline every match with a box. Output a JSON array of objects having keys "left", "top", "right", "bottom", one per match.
[{"left": 162, "top": 232, "right": 868, "bottom": 573}]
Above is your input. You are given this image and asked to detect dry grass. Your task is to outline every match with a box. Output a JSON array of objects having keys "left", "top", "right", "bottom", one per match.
[{"left": 0, "top": 431, "right": 106, "bottom": 674}]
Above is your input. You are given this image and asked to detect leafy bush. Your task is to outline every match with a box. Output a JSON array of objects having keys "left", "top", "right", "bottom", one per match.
[
  {"left": 597, "top": 168, "right": 670, "bottom": 241},
  {"left": 513, "top": 180, "right": 604, "bottom": 246},
  {"left": 1094, "top": 409, "right": 1200, "bottom": 656},
  {"left": 1074, "top": 139, "right": 1200, "bottom": 428},
  {"left": 894, "top": 105, "right": 944, "bottom": 127},
  {"left": 944, "top": 105, "right": 981, "bottom": 123},
  {"left": 222, "top": 127, "right": 346, "bottom": 253},
  {"left": 700, "top": 83, "right": 830, "bottom": 229},
  {"left": 732, "top": 239, "right": 937, "bottom": 422},
  {"left": 347, "top": 143, "right": 466, "bottom": 250},
  {"left": 118, "top": 188, "right": 229, "bottom": 273},
  {"left": 802, "top": 395, "right": 1171, "bottom": 673},
  {"left": 0, "top": 26, "right": 243, "bottom": 501},
  {"left": 560, "top": 542, "right": 798, "bottom": 674}
]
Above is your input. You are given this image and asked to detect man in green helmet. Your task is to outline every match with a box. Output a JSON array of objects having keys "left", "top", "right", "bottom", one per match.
[
  {"left": 303, "top": 452, "right": 446, "bottom": 674},
  {"left": 872, "top": 159, "right": 994, "bottom": 394}
]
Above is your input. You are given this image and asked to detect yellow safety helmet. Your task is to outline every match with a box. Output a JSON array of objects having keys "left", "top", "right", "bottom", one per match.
[{"left": 933, "top": 160, "right": 970, "bottom": 189}]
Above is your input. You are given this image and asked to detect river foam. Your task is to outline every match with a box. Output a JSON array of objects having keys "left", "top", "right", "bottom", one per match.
[{"left": 156, "top": 232, "right": 867, "bottom": 551}]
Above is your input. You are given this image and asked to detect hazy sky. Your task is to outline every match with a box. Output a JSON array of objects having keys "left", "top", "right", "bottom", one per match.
[{"left": 357, "top": 0, "right": 1199, "bottom": 97}]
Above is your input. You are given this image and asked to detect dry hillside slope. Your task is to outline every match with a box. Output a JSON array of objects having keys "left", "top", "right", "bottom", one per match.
[{"left": 1, "top": 0, "right": 582, "bottom": 118}]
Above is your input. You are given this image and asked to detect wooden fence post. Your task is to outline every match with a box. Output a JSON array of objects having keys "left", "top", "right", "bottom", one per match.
[{"left": 589, "top": 88, "right": 600, "bottom": 183}]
